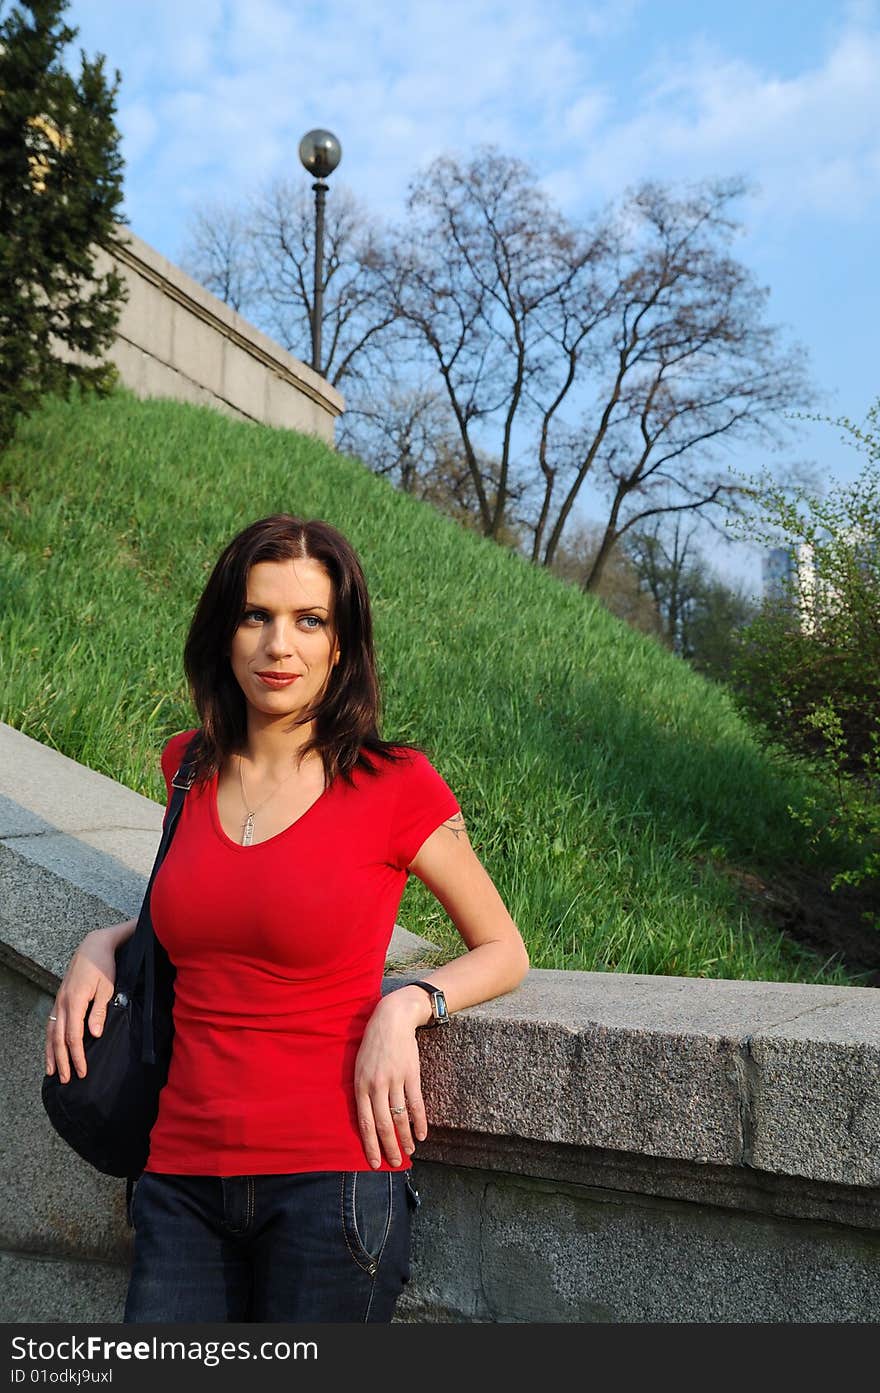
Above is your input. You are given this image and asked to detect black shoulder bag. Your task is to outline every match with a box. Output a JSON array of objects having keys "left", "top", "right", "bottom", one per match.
[{"left": 41, "top": 737, "right": 199, "bottom": 1184}]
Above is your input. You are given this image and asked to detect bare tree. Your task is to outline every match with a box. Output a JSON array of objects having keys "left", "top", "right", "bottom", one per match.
[
  {"left": 383, "top": 148, "right": 614, "bottom": 540},
  {"left": 337, "top": 382, "right": 452, "bottom": 494},
  {"left": 617, "top": 510, "right": 759, "bottom": 676},
  {"left": 550, "top": 518, "right": 664, "bottom": 638},
  {"left": 388, "top": 153, "right": 813, "bottom": 587},
  {"left": 180, "top": 152, "right": 814, "bottom": 594},
  {"left": 416, "top": 438, "right": 529, "bottom": 548},
  {"left": 338, "top": 382, "right": 528, "bottom": 546},
  {"left": 537, "top": 179, "right": 814, "bottom": 584},
  {"left": 179, "top": 201, "right": 258, "bottom": 314},
  {"left": 179, "top": 180, "right": 397, "bottom": 389},
  {"left": 619, "top": 511, "right": 705, "bottom": 651}
]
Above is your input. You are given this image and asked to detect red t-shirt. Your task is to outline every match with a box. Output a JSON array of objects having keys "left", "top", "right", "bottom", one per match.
[{"left": 145, "top": 729, "right": 459, "bottom": 1177}]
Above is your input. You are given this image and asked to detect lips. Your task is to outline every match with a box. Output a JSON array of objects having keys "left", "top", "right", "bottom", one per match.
[{"left": 256, "top": 671, "right": 301, "bottom": 687}]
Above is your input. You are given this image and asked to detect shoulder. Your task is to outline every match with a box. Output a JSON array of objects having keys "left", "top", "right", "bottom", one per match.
[
  {"left": 353, "top": 745, "right": 456, "bottom": 803},
  {"left": 383, "top": 745, "right": 459, "bottom": 808},
  {"left": 362, "top": 744, "right": 444, "bottom": 784}
]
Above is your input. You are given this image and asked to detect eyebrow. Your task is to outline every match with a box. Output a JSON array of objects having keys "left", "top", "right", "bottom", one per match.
[{"left": 244, "top": 600, "right": 331, "bottom": 613}]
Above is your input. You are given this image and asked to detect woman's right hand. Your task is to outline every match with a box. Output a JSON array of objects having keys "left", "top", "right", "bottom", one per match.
[{"left": 45, "top": 924, "right": 130, "bottom": 1083}]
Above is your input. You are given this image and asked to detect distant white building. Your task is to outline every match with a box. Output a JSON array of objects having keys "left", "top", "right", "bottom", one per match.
[{"left": 763, "top": 528, "right": 877, "bottom": 634}]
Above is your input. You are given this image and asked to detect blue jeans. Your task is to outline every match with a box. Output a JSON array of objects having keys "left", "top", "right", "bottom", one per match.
[{"left": 124, "top": 1170, "right": 419, "bottom": 1323}]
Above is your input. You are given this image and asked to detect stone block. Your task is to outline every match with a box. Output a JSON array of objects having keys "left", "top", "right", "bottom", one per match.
[
  {"left": 0, "top": 967, "right": 132, "bottom": 1264},
  {"left": 263, "top": 368, "right": 331, "bottom": 440},
  {"left": 114, "top": 265, "right": 174, "bottom": 365},
  {"left": 403, "top": 1161, "right": 880, "bottom": 1323},
  {"left": 135, "top": 354, "right": 249, "bottom": 420},
  {"left": 0, "top": 725, "right": 161, "bottom": 839},
  {"left": 169, "top": 301, "right": 225, "bottom": 399},
  {"left": 0, "top": 845, "right": 136, "bottom": 985},
  {"left": 107, "top": 337, "right": 149, "bottom": 396},
  {"left": 219, "top": 334, "right": 267, "bottom": 422},
  {"left": 401, "top": 970, "right": 866, "bottom": 1171},
  {"left": 0, "top": 1252, "right": 127, "bottom": 1323},
  {"left": 386, "top": 925, "right": 439, "bottom": 969},
  {"left": 5, "top": 723, "right": 880, "bottom": 1325},
  {"left": 750, "top": 996, "right": 880, "bottom": 1185}
]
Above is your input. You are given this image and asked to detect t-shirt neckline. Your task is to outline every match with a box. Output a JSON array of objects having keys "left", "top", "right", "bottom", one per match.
[{"left": 208, "top": 767, "right": 336, "bottom": 852}]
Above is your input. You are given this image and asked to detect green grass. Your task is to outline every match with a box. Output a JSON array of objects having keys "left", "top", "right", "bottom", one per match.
[{"left": 1, "top": 389, "right": 870, "bottom": 985}]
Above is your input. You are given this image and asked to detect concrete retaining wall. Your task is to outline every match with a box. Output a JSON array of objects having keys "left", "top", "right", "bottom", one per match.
[
  {"left": 94, "top": 229, "right": 344, "bottom": 442},
  {"left": 2, "top": 723, "right": 878, "bottom": 1323}
]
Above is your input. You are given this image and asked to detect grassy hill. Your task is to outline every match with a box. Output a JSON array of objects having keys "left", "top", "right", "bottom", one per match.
[{"left": 1, "top": 389, "right": 870, "bottom": 985}]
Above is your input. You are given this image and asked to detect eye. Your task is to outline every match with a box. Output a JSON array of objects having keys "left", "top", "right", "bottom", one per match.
[{"left": 239, "top": 609, "right": 326, "bottom": 629}]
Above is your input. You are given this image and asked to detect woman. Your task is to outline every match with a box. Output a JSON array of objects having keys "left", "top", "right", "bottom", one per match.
[{"left": 45, "top": 514, "right": 529, "bottom": 1324}]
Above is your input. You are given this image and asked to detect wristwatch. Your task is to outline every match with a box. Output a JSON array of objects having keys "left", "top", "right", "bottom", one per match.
[{"left": 407, "top": 980, "right": 450, "bottom": 1027}]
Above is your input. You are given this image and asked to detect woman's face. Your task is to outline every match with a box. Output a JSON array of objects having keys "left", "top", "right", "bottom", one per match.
[{"left": 229, "top": 557, "right": 340, "bottom": 728}]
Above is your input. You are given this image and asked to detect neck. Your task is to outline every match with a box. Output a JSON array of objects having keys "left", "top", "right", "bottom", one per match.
[{"left": 241, "top": 713, "right": 317, "bottom": 774}]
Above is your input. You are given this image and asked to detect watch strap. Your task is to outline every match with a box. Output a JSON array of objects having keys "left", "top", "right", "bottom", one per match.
[{"left": 406, "top": 979, "right": 449, "bottom": 1026}]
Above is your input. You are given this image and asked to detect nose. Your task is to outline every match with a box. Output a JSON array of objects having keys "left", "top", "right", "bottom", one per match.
[{"left": 263, "top": 618, "right": 296, "bottom": 658}]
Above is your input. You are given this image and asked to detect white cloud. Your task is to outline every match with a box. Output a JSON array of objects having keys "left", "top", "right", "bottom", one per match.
[
  {"left": 563, "top": 90, "right": 608, "bottom": 141},
  {"left": 567, "top": 24, "right": 880, "bottom": 221},
  {"left": 70, "top": 0, "right": 880, "bottom": 258},
  {"left": 90, "top": 0, "right": 627, "bottom": 244}
]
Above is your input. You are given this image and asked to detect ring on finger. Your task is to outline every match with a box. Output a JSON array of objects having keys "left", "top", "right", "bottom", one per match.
[
  {"left": 48, "top": 1014, "right": 58, "bottom": 1022},
  {"left": 390, "top": 1103, "right": 408, "bottom": 1115}
]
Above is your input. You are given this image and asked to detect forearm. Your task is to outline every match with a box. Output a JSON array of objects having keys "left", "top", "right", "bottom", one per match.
[
  {"left": 383, "top": 937, "right": 530, "bottom": 1029},
  {"left": 90, "top": 919, "right": 137, "bottom": 952}
]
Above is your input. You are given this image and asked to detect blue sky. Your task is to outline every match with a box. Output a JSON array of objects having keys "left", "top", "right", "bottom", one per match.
[{"left": 61, "top": 0, "right": 880, "bottom": 597}]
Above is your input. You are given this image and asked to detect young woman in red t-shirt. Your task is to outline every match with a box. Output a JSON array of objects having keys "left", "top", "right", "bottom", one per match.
[{"left": 45, "top": 514, "right": 529, "bottom": 1323}]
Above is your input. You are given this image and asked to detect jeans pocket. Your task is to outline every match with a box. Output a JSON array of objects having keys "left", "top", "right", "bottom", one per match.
[{"left": 342, "top": 1171, "right": 393, "bottom": 1273}]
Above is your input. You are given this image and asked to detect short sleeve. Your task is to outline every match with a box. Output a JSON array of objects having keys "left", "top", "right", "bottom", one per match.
[{"left": 389, "top": 749, "right": 461, "bottom": 872}]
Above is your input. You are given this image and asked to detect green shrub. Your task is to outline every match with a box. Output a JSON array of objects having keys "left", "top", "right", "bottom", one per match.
[{"left": 729, "top": 399, "right": 880, "bottom": 909}]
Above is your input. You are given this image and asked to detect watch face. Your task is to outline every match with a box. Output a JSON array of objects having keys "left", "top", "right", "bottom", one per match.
[{"left": 433, "top": 991, "right": 449, "bottom": 1023}]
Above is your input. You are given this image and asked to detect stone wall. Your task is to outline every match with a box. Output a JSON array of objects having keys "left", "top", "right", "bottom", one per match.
[
  {"left": 93, "top": 229, "right": 344, "bottom": 442},
  {"left": 391, "top": 974, "right": 880, "bottom": 1321},
  {"left": 2, "top": 724, "right": 878, "bottom": 1323}
]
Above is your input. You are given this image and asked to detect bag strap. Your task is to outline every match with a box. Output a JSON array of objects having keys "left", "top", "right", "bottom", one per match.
[{"left": 119, "top": 732, "right": 201, "bottom": 1064}]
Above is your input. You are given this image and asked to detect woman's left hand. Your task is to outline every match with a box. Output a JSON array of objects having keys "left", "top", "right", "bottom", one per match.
[{"left": 354, "top": 988, "right": 431, "bottom": 1168}]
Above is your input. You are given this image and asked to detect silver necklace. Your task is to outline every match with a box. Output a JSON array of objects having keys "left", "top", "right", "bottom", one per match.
[{"left": 238, "top": 754, "right": 298, "bottom": 847}]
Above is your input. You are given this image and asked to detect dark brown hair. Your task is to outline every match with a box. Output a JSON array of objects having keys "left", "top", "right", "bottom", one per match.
[{"left": 183, "top": 515, "right": 420, "bottom": 787}]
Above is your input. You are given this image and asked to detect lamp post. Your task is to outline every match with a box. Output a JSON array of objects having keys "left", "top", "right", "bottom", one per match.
[{"left": 298, "top": 128, "right": 342, "bottom": 376}]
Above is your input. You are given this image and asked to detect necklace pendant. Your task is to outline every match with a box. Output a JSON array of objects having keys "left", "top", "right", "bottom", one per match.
[{"left": 242, "top": 812, "right": 255, "bottom": 847}]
